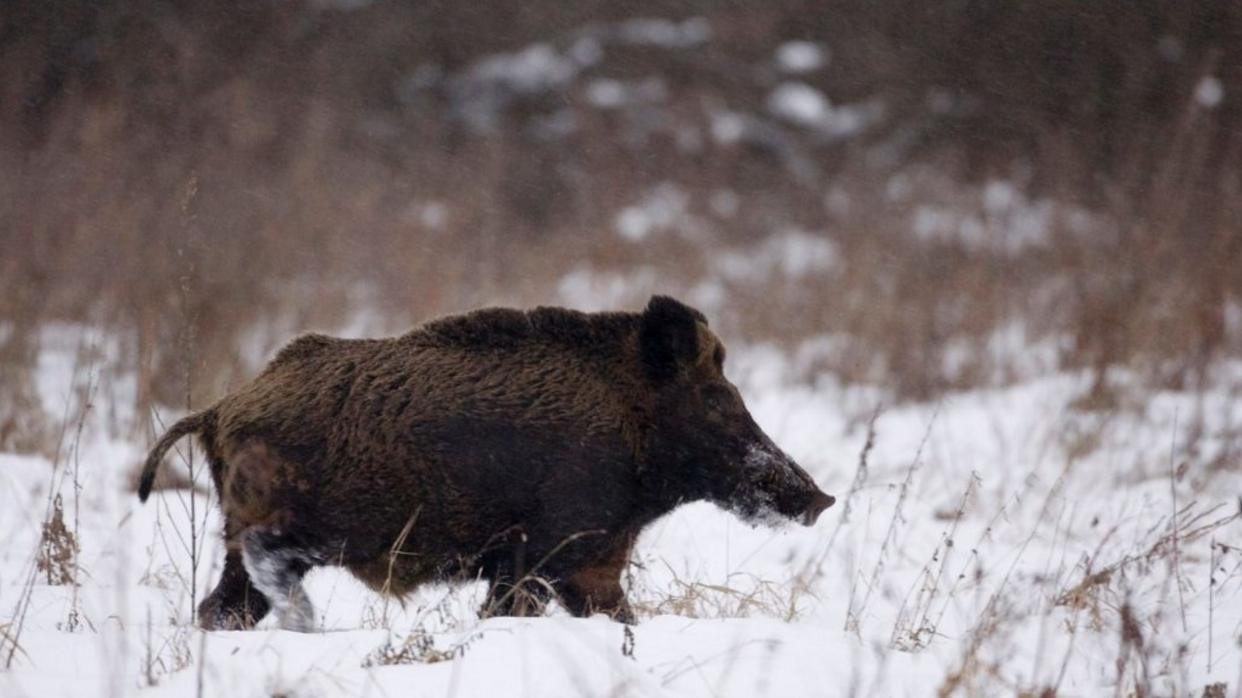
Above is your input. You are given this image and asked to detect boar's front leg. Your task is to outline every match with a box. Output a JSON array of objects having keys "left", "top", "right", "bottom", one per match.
[
  {"left": 479, "top": 527, "right": 553, "bottom": 619},
  {"left": 557, "top": 540, "right": 636, "bottom": 624},
  {"left": 480, "top": 578, "right": 553, "bottom": 619}
]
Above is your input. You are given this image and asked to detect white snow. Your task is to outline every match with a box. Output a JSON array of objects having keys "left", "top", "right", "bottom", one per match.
[
  {"left": 613, "top": 183, "right": 691, "bottom": 242},
  {"left": 767, "top": 82, "right": 874, "bottom": 138},
  {"left": 1196, "top": 76, "right": 1224, "bottom": 109},
  {"left": 709, "top": 111, "right": 746, "bottom": 145},
  {"left": 555, "top": 267, "right": 660, "bottom": 312},
  {"left": 2, "top": 326, "right": 1240, "bottom": 698},
  {"left": 472, "top": 44, "right": 578, "bottom": 94},
  {"left": 449, "top": 43, "right": 582, "bottom": 132},
  {"left": 567, "top": 36, "right": 604, "bottom": 68},
  {"left": 713, "top": 231, "right": 839, "bottom": 282},
  {"left": 911, "top": 179, "right": 1055, "bottom": 254},
  {"left": 586, "top": 79, "right": 628, "bottom": 109},
  {"left": 585, "top": 77, "right": 668, "bottom": 110},
  {"left": 614, "top": 18, "right": 711, "bottom": 48},
  {"left": 768, "top": 82, "right": 832, "bottom": 127},
  {"left": 775, "top": 41, "right": 828, "bottom": 74}
]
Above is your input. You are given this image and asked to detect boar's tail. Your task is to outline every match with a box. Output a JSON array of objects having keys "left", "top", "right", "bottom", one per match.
[{"left": 137, "top": 408, "right": 216, "bottom": 503}]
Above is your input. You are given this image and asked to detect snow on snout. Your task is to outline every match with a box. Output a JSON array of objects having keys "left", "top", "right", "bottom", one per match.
[
  {"left": 723, "top": 443, "right": 812, "bottom": 529},
  {"left": 744, "top": 442, "right": 816, "bottom": 491}
]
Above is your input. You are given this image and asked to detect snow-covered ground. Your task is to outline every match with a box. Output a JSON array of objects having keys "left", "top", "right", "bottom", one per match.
[{"left": 2, "top": 326, "right": 1240, "bottom": 697}]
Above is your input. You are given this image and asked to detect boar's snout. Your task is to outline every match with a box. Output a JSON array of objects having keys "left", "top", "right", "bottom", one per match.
[
  {"left": 731, "top": 442, "right": 835, "bottom": 528},
  {"left": 803, "top": 490, "right": 836, "bottom": 526}
]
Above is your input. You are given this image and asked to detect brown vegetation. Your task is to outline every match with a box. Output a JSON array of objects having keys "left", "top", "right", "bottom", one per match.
[{"left": 1, "top": 0, "right": 1238, "bottom": 432}]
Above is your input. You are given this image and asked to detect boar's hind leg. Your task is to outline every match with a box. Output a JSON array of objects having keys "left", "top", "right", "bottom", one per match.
[
  {"left": 240, "top": 528, "right": 324, "bottom": 632},
  {"left": 477, "top": 526, "right": 553, "bottom": 619},
  {"left": 198, "top": 547, "right": 271, "bottom": 630}
]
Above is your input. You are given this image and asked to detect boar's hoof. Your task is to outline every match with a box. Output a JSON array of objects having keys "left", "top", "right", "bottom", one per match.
[
  {"left": 197, "top": 595, "right": 269, "bottom": 631},
  {"left": 197, "top": 551, "right": 272, "bottom": 631},
  {"left": 802, "top": 492, "right": 836, "bottom": 526}
]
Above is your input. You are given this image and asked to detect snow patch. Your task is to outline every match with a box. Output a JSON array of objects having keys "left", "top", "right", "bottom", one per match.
[
  {"left": 614, "top": 17, "right": 711, "bottom": 48},
  {"left": 1195, "top": 76, "right": 1224, "bottom": 109},
  {"left": 714, "top": 230, "right": 838, "bottom": 281},
  {"left": 555, "top": 266, "right": 659, "bottom": 311},
  {"left": 767, "top": 82, "right": 830, "bottom": 126},
  {"left": 476, "top": 44, "right": 576, "bottom": 93},
  {"left": 448, "top": 43, "right": 582, "bottom": 132},
  {"left": 709, "top": 110, "right": 746, "bottom": 144},
  {"left": 912, "top": 179, "right": 1053, "bottom": 254},
  {"left": 613, "top": 183, "right": 690, "bottom": 242},
  {"left": 767, "top": 82, "right": 874, "bottom": 138},
  {"left": 567, "top": 36, "right": 603, "bottom": 67},
  {"left": 775, "top": 41, "right": 828, "bottom": 73},
  {"left": 584, "top": 77, "right": 667, "bottom": 109},
  {"left": 585, "top": 78, "right": 626, "bottom": 108}
]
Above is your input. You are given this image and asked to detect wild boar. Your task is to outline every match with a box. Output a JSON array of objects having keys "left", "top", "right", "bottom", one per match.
[{"left": 138, "top": 295, "right": 834, "bottom": 631}]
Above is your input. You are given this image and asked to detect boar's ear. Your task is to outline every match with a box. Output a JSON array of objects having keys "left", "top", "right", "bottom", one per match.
[{"left": 640, "top": 296, "right": 703, "bottom": 382}]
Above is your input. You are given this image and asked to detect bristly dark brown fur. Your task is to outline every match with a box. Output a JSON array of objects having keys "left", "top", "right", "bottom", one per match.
[{"left": 138, "top": 295, "right": 833, "bottom": 630}]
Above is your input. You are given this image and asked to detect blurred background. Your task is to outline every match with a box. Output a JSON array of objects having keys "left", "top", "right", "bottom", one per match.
[{"left": 2, "top": 0, "right": 1240, "bottom": 448}]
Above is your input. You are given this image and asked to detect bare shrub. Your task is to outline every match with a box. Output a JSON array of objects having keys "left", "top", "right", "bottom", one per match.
[{"left": 35, "top": 493, "right": 78, "bottom": 586}]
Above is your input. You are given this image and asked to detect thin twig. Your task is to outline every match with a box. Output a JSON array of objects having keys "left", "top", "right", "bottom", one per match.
[
  {"left": 3, "top": 339, "right": 86, "bottom": 669},
  {"left": 847, "top": 402, "right": 939, "bottom": 636}
]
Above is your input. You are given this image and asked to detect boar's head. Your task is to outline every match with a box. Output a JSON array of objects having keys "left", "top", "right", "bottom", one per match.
[{"left": 639, "top": 296, "right": 835, "bottom": 527}]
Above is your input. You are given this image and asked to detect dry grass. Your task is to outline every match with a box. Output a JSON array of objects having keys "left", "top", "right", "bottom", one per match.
[
  {"left": 363, "top": 629, "right": 482, "bottom": 667},
  {"left": 632, "top": 569, "right": 815, "bottom": 621},
  {"left": 1055, "top": 503, "right": 1237, "bottom": 616},
  {"left": 3, "top": 334, "right": 98, "bottom": 666},
  {"left": 846, "top": 404, "right": 938, "bottom": 637},
  {"left": 142, "top": 612, "right": 194, "bottom": 687},
  {"left": 34, "top": 494, "right": 77, "bottom": 586},
  {"left": 1, "top": 0, "right": 1239, "bottom": 430}
]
